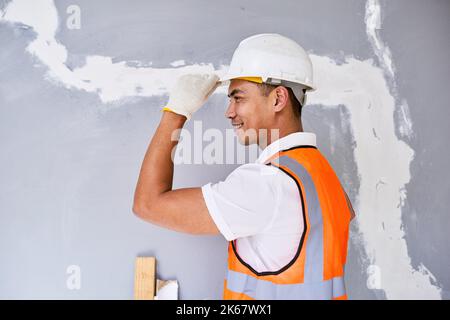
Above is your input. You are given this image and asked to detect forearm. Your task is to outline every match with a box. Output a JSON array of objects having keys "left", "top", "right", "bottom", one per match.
[{"left": 133, "top": 111, "right": 186, "bottom": 213}]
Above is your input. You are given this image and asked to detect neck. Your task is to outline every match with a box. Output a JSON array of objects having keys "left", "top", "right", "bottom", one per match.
[{"left": 258, "top": 118, "right": 303, "bottom": 150}]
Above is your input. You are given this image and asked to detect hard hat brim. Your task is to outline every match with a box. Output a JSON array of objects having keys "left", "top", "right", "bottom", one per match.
[{"left": 219, "top": 74, "right": 316, "bottom": 92}]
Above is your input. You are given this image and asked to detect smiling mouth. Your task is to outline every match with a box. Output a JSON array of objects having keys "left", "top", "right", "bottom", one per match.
[{"left": 232, "top": 123, "right": 243, "bottom": 129}]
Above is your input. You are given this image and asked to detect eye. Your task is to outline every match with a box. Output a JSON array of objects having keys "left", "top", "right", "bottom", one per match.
[{"left": 234, "top": 96, "right": 242, "bottom": 102}]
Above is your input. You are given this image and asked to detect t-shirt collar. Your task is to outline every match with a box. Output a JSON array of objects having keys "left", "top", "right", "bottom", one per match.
[{"left": 256, "top": 132, "right": 317, "bottom": 164}]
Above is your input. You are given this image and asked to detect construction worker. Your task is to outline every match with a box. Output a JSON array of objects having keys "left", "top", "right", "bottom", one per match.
[{"left": 133, "top": 34, "right": 355, "bottom": 300}]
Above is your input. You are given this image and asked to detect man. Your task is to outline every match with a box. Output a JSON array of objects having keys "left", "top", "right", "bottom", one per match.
[{"left": 133, "top": 34, "right": 354, "bottom": 300}]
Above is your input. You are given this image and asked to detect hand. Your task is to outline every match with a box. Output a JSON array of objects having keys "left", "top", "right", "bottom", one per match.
[{"left": 163, "top": 73, "right": 219, "bottom": 120}]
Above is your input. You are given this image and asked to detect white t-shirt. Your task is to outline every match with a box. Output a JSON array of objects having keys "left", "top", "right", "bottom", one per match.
[{"left": 201, "top": 132, "right": 317, "bottom": 273}]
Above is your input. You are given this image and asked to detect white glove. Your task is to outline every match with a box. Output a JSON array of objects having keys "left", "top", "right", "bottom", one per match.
[{"left": 163, "top": 73, "right": 219, "bottom": 120}]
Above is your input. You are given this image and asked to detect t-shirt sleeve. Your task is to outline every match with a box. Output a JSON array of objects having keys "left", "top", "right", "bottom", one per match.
[{"left": 201, "top": 163, "right": 282, "bottom": 241}]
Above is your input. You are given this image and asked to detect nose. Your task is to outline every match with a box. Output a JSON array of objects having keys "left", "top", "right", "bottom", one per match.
[{"left": 225, "top": 101, "right": 236, "bottom": 119}]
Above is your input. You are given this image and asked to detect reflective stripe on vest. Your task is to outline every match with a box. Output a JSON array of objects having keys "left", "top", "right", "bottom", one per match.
[
  {"left": 227, "top": 270, "right": 345, "bottom": 300},
  {"left": 224, "top": 148, "right": 350, "bottom": 300},
  {"left": 274, "top": 156, "right": 324, "bottom": 283}
]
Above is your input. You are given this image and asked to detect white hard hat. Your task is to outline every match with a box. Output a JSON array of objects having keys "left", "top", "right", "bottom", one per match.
[{"left": 220, "top": 33, "right": 315, "bottom": 106}]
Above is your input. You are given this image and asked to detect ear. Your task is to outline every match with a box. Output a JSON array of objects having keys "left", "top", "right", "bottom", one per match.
[{"left": 272, "top": 86, "right": 289, "bottom": 112}]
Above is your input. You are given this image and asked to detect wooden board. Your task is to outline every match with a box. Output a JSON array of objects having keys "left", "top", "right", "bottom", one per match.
[{"left": 134, "top": 257, "right": 156, "bottom": 300}]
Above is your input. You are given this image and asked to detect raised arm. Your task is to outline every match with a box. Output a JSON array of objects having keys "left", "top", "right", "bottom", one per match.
[{"left": 132, "top": 74, "right": 220, "bottom": 235}]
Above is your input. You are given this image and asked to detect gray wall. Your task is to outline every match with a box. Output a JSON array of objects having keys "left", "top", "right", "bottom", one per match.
[{"left": 0, "top": 0, "right": 449, "bottom": 299}]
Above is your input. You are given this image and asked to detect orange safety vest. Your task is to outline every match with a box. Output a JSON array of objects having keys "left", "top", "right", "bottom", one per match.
[{"left": 223, "top": 146, "right": 352, "bottom": 300}]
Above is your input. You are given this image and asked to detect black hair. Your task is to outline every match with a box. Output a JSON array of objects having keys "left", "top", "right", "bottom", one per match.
[{"left": 257, "top": 83, "right": 303, "bottom": 118}]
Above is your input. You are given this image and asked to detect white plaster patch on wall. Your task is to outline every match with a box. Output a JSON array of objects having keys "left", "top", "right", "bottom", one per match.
[
  {"left": 365, "top": 0, "right": 395, "bottom": 78},
  {"left": 398, "top": 99, "right": 414, "bottom": 138},
  {"left": 309, "top": 55, "right": 441, "bottom": 299},
  {"left": 365, "top": 0, "right": 413, "bottom": 139},
  {"left": 0, "top": 0, "right": 226, "bottom": 103},
  {"left": 358, "top": 0, "right": 440, "bottom": 298},
  {"left": 0, "top": 0, "right": 442, "bottom": 299},
  {"left": 170, "top": 60, "right": 186, "bottom": 67}
]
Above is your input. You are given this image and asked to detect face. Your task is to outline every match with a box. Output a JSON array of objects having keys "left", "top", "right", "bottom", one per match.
[{"left": 225, "top": 79, "right": 273, "bottom": 146}]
